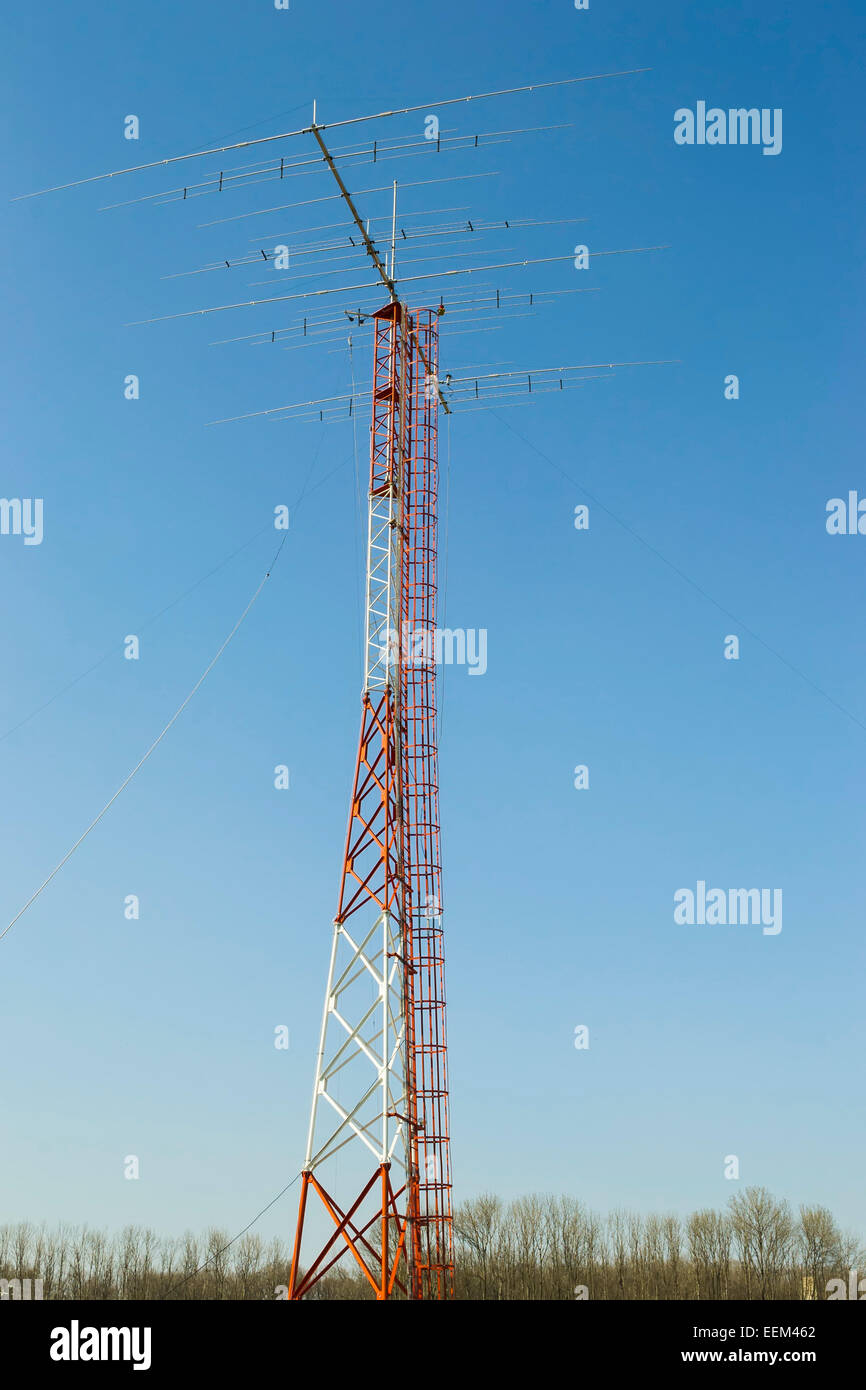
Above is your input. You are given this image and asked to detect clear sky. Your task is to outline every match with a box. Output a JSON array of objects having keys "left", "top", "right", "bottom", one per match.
[{"left": 2, "top": 0, "right": 864, "bottom": 1252}]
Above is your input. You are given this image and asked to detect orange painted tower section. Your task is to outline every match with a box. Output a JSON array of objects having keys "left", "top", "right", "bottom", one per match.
[{"left": 288, "top": 302, "right": 453, "bottom": 1300}]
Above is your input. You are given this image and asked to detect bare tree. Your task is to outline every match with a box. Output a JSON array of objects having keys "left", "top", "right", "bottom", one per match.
[
  {"left": 662, "top": 1215, "right": 683, "bottom": 1299},
  {"left": 454, "top": 1193, "right": 502, "bottom": 1300},
  {"left": 729, "top": 1187, "right": 793, "bottom": 1299},
  {"left": 608, "top": 1209, "right": 629, "bottom": 1299},
  {"left": 688, "top": 1208, "right": 731, "bottom": 1299}
]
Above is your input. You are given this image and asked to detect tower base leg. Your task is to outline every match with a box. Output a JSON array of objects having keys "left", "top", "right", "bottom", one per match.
[{"left": 288, "top": 1164, "right": 410, "bottom": 1300}]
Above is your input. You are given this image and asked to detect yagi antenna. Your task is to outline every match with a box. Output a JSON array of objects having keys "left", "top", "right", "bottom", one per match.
[
  {"left": 13, "top": 69, "right": 649, "bottom": 200},
  {"left": 205, "top": 360, "right": 678, "bottom": 426},
  {"left": 126, "top": 247, "right": 670, "bottom": 325},
  {"left": 92, "top": 124, "right": 572, "bottom": 213}
]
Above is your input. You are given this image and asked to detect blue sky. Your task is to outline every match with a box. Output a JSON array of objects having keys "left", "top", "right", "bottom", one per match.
[{"left": 2, "top": 0, "right": 865, "bottom": 1252}]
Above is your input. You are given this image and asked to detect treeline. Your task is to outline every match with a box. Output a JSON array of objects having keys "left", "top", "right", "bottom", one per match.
[
  {"left": 451, "top": 1189, "right": 863, "bottom": 1301},
  {"left": 1, "top": 1187, "right": 862, "bottom": 1300}
]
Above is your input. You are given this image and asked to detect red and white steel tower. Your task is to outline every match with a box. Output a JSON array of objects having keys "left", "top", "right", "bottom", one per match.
[
  {"left": 288, "top": 299, "right": 454, "bottom": 1300},
  {"left": 15, "top": 67, "right": 661, "bottom": 1305}
]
